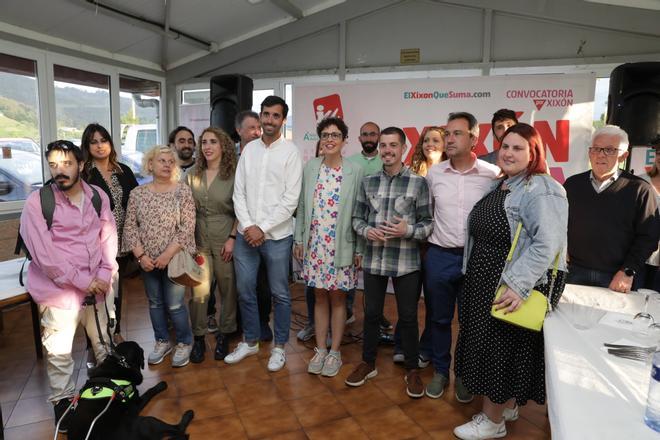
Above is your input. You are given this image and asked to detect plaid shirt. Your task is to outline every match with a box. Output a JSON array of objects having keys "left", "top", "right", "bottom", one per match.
[{"left": 352, "top": 166, "right": 433, "bottom": 277}]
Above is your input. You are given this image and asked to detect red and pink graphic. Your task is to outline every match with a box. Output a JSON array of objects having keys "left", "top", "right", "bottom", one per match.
[{"left": 313, "top": 94, "right": 344, "bottom": 121}]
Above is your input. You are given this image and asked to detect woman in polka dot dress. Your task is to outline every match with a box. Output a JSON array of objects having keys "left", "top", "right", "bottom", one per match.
[{"left": 453, "top": 123, "right": 568, "bottom": 440}]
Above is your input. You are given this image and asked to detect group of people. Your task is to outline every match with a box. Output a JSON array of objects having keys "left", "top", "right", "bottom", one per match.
[{"left": 19, "top": 93, "right": 659, "bottom": 439}]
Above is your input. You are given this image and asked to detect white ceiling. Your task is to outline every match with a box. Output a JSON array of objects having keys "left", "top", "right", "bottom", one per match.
[
  {"left": 0, "top": 0, "right": 346, "bottom": 70},
  {"left": 0, "top": 0, "right": 658, "bottom": 79}
]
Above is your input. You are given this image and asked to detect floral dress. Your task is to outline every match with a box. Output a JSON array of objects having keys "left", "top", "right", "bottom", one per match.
[{"left": 302, "top": 164, "right": 357, "bottom": 292}]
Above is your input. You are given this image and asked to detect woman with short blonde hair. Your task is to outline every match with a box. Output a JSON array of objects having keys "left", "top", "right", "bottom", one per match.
[{"left": 123, "top": 145, "right": 196, "bottom": 368}]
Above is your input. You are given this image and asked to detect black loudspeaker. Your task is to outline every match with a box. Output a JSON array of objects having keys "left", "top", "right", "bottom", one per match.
[
  {"left": 210, "top": 75, "right": 253, "bottom": 142},
  {"left": 607, "top": 62, "right": 660, "bottom": 146}
]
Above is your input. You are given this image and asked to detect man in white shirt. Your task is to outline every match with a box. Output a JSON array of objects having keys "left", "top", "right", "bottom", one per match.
[{"left": 225, "top": 96, "right": 303, "bottom": 371}]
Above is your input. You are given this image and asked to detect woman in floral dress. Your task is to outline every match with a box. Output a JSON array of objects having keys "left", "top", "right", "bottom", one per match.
[{"left": 294, "top": 117, "right": 364, "bottom": 377}]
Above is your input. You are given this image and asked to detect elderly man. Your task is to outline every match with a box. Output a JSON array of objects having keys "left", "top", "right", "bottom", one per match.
[{"left": 564, "top": 125, "right": 659, "bottom": 292}]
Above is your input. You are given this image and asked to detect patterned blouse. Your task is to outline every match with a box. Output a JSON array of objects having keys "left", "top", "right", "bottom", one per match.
[
  {"left": 122, "top": 182, "right": 196, "bottom": 259},
  {"left": 92, "top": 163, "right": 126, "bottom": 253}
]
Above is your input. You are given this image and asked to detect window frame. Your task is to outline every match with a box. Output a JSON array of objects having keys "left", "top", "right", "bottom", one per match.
[{"left": 0, "top": 39, "right": 165, "bottom": 214}]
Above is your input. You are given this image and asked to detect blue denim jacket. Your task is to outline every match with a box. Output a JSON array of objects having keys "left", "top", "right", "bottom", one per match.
[{"left": 462, "top": 173, "right": 568, "bottom": 300}]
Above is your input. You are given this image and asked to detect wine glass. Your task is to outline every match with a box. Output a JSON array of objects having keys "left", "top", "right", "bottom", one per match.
[{"left": 633, "top": 292, "right": 655, "bottom": 336}]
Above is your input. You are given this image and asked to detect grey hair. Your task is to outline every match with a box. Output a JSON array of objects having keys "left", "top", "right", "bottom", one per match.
[{"left": 592, "top": 125, "right": 629, "bottom": 151}]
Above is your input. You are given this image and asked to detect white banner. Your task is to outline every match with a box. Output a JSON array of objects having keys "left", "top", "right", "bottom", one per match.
[{"left": 293, "top": 74, "right": 596, "bottom": 183}]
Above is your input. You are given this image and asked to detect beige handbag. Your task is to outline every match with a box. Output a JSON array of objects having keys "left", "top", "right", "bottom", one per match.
[
  {"left": 168, "top": 250, "right": 203, "bottom": 287},
  {"left": 167, "top": 197, "right": 203, "bottom": 287}
]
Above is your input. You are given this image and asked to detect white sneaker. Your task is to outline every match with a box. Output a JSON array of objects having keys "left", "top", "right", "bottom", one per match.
[
  {"left": 392, "top": 353, "right": 404, "bottom": 364},
  {"left": 454, "top": 413, "right": 507, "bottom": 440},
  {"left": 224, "top": 342, "right": 259, "bottom": 364},
  {"left": 503, "top": 404, "right": 519, "bottom": 421},
  {"left": 267, "top": 347, "right": 286, "bottom": 372}
]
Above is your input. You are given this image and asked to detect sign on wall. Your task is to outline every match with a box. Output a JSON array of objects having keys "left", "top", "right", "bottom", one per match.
[{"left": 293, "top": 74, "right": 596, "bottom": 183}]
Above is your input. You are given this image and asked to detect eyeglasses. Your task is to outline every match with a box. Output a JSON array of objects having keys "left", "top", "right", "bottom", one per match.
[
  {"left": 46, "top": 140, "right": 76, "bottom": 152},
  {"left": 588, "top": 147, "right": 621, "bottom": 156},
  {"left": 320, "top": 132, "right": 343, "bottom": 141}
]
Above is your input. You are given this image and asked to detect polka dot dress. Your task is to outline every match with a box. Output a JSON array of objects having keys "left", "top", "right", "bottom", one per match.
[{"left": 454, "top": 184, "right": 566, "bottom": 406}]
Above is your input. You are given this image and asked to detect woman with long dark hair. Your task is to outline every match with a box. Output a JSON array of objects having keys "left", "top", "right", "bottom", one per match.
[{"left": 80, "top": 123, "right": 138, "bottom": 343}]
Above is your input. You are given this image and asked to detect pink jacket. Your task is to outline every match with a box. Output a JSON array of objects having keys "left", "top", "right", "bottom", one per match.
[{"left": 20, "top": 181, "right": 118, "bottom": 310}]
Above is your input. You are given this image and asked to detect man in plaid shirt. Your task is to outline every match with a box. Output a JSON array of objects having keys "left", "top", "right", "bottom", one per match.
[{"left": 346, "top": 126, "right": 433, "bottom": 398}]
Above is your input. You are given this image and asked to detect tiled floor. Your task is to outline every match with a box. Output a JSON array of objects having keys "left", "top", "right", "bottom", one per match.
[{"left": 0, "top": 276, "right": 551, "bottom": 439}]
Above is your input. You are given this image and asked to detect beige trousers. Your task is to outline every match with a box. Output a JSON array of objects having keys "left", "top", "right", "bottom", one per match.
[{"left": 40, "top": 302, "right": 110, "bottom": 403}]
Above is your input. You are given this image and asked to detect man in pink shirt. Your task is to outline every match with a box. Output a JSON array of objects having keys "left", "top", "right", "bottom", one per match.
[
  {"left": 19, "top": 140, "right": 118, "bottom": 433},
  {"left": 423, "top": 112, "right": 500, "bottom": 401}
]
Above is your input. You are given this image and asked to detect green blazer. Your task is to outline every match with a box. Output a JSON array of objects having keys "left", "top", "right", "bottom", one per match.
[{"left": 294, "top": 157, "right": 365, "bottom": 268}]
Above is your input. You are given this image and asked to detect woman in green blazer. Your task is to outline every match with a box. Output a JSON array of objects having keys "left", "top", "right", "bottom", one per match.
[{"left": 294, "top": 117, "right": 364, "bottom": 378}]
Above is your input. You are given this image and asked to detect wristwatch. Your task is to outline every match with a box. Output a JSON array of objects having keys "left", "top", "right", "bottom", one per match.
[{"left": 623, "top": 267, "right": 636, "bottom": 277}]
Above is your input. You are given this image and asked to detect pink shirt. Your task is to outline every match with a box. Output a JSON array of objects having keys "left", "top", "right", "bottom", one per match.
[
  {"left": 426, "top": 155, "right": 500, "bottom": 248},
  {"left": 20, "top": 182, "right": 118, "bottom": 310}
]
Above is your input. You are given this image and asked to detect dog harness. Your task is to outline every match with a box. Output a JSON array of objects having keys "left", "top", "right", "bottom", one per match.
[{"left": 80, "top": 378, "right": 135, "bottom": 403}]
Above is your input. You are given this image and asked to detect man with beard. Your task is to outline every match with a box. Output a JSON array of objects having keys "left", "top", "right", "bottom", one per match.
[
  {"left": 348, "top": 121, "right": 382, "bottom": 176},
  {"left": 347, "top": 127, "right": 433, "bottom": 398},
  {"left": 346, "top": 121, "right": 393, "bottom": 336},
  {"left": 20, "top": 140, "right": 118, "bottom": 433},
  {"left": 227, "top": 96, "right": 302, "bottom": 371},
  {"left": 168, "top": 126, "right": 196, "bottom": 176}
]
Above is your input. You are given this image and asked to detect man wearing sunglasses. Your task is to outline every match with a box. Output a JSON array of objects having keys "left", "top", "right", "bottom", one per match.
[
  {"left": 564, "top": 125, "right": 658, "bottom": 293},
  {"left": 19, "top": 140, "right": 118, "bottom": 433}
]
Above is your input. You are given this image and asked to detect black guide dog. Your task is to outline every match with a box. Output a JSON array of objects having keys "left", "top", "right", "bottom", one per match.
[{"left": 66, "top": 341, "right": 194, "bottom": 440}]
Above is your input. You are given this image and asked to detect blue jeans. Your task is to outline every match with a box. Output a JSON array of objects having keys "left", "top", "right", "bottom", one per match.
[
  {"left": 567, "top": 264, "right": 613, "bottom": 288},
  {"left": 423, "top": 245, "right": 464, "bottom": 376},
  {"left": 234, "top": 233, "right": 292, "bottom": 345},
  {"left": 568, "top": 263, "right": 645, "bottom": 291},
  {"left": 142, "top": 268, "right": 193, "bottom": 345}
]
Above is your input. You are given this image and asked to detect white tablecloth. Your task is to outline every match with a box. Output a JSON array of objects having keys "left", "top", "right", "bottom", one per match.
[
  {"left": 545, "top": 284, "right": 660, "bottom": 439},
  {"left": 0, "top": 258, "right": 29, "bottom": 301}
]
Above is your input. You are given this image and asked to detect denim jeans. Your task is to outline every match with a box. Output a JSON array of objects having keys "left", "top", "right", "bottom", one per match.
[
  {"left": 142, "top": 268, "right": 193, "bottom": 345},
  {"left": 234, "top": 233, "right": 292, "bottom": 345},
  {"left": 569, "top": 263, "right": 647, "bottom": 291},
  {"left": 567, "top": 263, "right": 614, "bottom": 288},
  {"left": 363, "top": 271, "right": 421, "bottom": 370},
  {"left": 423, "top": 245, "right": 464, "bottom": 376}
]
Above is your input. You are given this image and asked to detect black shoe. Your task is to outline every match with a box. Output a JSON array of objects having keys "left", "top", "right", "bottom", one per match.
[
  {"left": 260, "top": 321, "right": 273, "bottom": 342},
  {"left": 53, "top": 397, "right": 74, "bottom": 433},
  {"left": 214, "top": 333, "right": 230, "bottom": 361},
  {"left": 379, "top": 317, "right": 393, "bottom": 331},
  {"left": 190, "top": 336, "right": 206, "bottom": 364},
  {"left": 378, "top": 330, "right": 395, "bottom": 345}
]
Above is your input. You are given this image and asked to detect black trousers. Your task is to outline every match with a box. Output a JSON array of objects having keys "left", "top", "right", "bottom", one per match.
[{"left": 362, "top": 271, "right": 421, "bottom": 370}]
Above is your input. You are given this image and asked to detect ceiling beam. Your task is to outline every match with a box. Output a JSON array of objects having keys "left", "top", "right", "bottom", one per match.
[
  {"left": 428, "top": 0, "right": 660, "bottom": 37},
  {"left": 166, "top": 0, "right": 404, "bottom": 84},
  {"left": 71, "top": 0, "right": 213, "bottom": 52},
  {"left": 162, "top": 0, "right": 171, "bottom": 69},
  {"left": 271, "top": 0, "right": 304, "bottom": 19}
]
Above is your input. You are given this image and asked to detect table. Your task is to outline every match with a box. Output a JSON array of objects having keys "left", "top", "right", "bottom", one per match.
[
  {"left": 0, "top": 258, "right": 42, "bottom": 359},
  {"left": 544, "top": 284, "right": 660, "bottom": 439}
]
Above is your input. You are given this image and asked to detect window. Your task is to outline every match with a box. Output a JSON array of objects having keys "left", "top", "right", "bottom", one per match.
[
  {"left": 119, "top": 75, "right": 161, "bottom": 182},
  {"left": 0, "top": 52, "right": 43, "bottom": 202}
]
